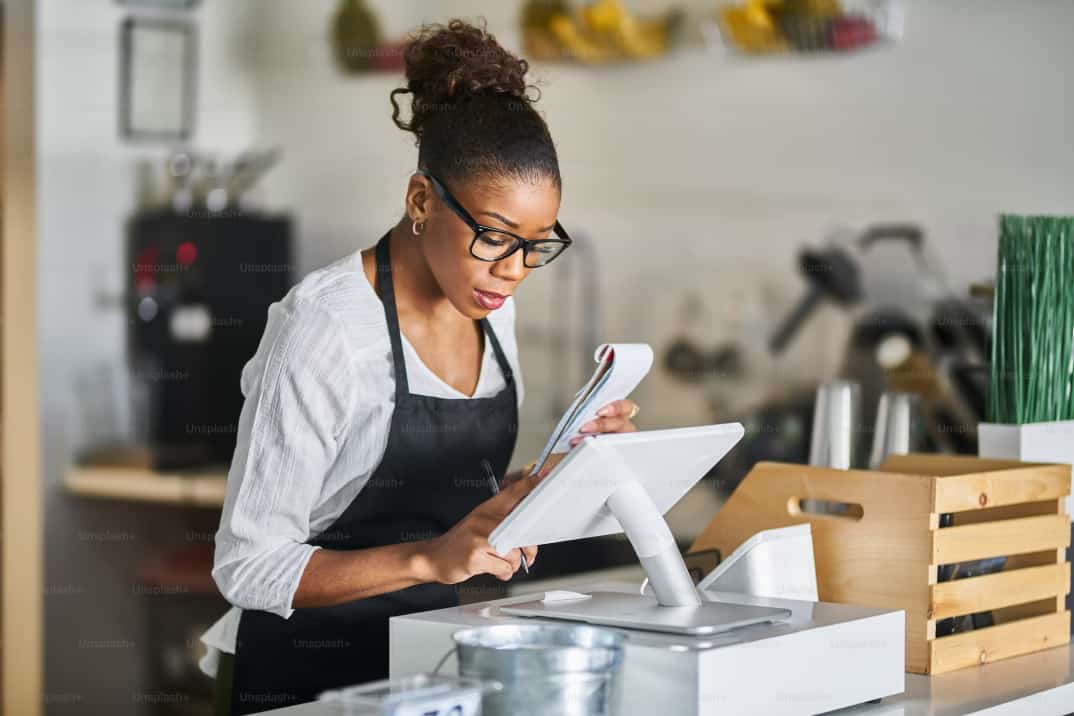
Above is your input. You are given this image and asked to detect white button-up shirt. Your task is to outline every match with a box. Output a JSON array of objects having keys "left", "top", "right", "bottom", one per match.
[{"left": 199, "top": 248, "right": 523, "bottom": 677}]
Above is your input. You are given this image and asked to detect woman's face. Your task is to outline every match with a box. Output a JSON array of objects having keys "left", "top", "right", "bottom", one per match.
[{"left": 412, "top": 174, "right": 562, "bottom": 320}]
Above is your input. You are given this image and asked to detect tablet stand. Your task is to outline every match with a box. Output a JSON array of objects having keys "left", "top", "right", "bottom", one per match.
[
  {"left": 500, "top": 444, "right": 791, "bottom": 635},
  {"left": 606, "top": 479, "right": 701, "bottom": 607}
]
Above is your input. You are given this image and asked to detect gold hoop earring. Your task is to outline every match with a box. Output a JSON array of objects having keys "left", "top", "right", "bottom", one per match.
[{"left": 411, "top": 219, "right": 425, "bottom": 236}]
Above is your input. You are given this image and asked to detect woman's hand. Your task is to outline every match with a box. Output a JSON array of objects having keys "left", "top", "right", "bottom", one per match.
[
  {"left": 568, "top": 399, "right": 640, "bottom": 448},
  {"left": 419, "top": 473, "right": 541, "bottom": 585}
]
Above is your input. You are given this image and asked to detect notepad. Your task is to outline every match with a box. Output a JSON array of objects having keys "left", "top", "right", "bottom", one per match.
[{"left": 528, "top": 343, "right": 653, "bottom": 477}]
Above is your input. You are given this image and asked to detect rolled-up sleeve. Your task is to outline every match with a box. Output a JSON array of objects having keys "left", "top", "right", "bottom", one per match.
[{"left": 212, "top": 299, "right": 356, "bottom": 618}]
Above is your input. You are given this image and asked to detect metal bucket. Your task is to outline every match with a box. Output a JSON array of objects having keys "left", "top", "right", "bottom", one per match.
[{"left": 453, "top": 624, "right": 625, "bottom": 716}]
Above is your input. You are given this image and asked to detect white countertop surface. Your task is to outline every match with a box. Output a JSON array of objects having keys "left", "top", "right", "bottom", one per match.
[
  {"left": 839, "top": 643, "right": 1074, "bottom": 715},
  {"left": 260, "top": 621, "right": 1074, "bottom": 716},
  {"left": 255, "top": 566, "right": 1074, "bottom": 715}
]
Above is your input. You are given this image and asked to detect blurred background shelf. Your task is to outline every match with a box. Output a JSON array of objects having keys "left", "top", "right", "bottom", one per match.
[{"left": 64, "top": 464, "right": 227, "bottom": 508}]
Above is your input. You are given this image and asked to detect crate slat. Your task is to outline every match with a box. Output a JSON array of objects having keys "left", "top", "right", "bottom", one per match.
[
  {"left": 928, "top": 611, "right": 1070, "bottom": 674},
  {"left": 932, "top": 514, "right": 1070, "bottom": 564},
  {"left": 933, "top": 466, "right": 1071, "bottom": 513},
  {"left": 880, "top": 453, "right": 1044, "bottom": 476},
  {"left": 930, "top": 564, "right": 1070, "bottom": 620},
  {"left": 949, "top": 499, "right": 1063, "bottom": 526}
]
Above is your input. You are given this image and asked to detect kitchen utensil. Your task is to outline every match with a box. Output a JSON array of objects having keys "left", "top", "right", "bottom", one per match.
[
  {"left": 868, "top": 391, "right": 923, "bottom": 468},
  {"left": 769, "top": 223, "right": 939, "bottom": 356},
  {"left": 769, "top": 245, "right": 863, "bottom": 354},
  {"left": 225, "top": 147, "right": 281, "bottom": 208},
  {"left": 808, "top": 380, "right": 861, "bottom": 470}
]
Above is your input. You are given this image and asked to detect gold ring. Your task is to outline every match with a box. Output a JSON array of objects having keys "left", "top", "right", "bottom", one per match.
[{"left": 628, "top": 404, "right": 640, "bottom": 420}]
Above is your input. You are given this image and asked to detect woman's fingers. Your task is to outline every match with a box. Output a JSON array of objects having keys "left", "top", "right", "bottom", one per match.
[
  {"left": 595, "top": 399, "right": 639, "bottom": 420},
  {"left": 580, "top": 415, "right": 636, "bottom": 434},
  {"left": 489, "top": 558, "right": 514, "bottom": 581},
  {"left": 568, "top": 402, "right": 640, "bottom": 447},
  {"left": 479, "top": 548, "right": 518, "bottom": 581},
  {"left": 465, "top": 467, "right": 548, "bottom": 580}
]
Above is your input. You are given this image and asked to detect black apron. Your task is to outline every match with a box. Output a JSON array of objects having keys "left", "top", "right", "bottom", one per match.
[{"left": 230, "top": 232, "right": 519, "bottom": 715}]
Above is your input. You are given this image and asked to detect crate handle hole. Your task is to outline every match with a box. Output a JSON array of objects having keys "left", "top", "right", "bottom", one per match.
[{"left": 788, "top": 498, "right": 864, "bottom": 521}]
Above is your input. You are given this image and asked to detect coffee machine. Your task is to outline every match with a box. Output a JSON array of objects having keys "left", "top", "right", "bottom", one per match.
[{"left": 127, "top": 209, "right": 292, "bottom": 469}]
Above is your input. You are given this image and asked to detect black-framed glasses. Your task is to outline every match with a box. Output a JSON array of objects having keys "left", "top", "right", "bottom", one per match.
[{"left": 419, "top": 170, "right": 572, "bottom": 268}]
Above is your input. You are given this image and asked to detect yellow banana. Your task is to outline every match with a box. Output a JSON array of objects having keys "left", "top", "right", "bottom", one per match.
[
  {"left": 549, "top": 14, "right": 615, "bottom": 63},
  {"left": 719, "top": 5, "right": 785, "bottom": 53},
  {"left": 744, "top": 0, "right": 778, "bottom": 29},
  {"left": 582, "top": 0, "right": 626, "bottom": 34},
  {"left": 612, "top": 13, "right": 666, "bottom": 58},
  {"left": 579, "top": 0, "right": 671, "bottom": 60}
]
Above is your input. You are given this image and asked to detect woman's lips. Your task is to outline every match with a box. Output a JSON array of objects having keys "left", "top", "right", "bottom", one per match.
[{"left": 473, "top": 288, "right": 508, "bottom": 310}]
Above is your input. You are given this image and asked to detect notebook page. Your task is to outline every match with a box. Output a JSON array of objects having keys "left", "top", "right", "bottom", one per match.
[{"left": 529, "top": 343, "right": 653, "bottom": 475}]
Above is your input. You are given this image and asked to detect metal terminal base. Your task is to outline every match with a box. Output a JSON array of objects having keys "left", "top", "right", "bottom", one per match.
[{"left": 500, "top": 591, "right": 791, "bottom": 636}]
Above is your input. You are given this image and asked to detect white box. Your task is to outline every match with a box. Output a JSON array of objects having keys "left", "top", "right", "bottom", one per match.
[
  {"left": 979, "top": 420, "right": 1074, "bottom": 512},
  {"left": 390, "top": 581, "right": 905, "bottom": 716}
]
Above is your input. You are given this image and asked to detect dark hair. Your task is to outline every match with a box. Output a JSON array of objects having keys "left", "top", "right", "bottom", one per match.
[{"left": 390, "top": 19, "right": 561, "bottom": 190}]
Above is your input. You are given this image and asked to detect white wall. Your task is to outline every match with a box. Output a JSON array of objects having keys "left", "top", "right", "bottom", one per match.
[{"left": 240, "top": 0, "right": 1074, "bottom": 459}]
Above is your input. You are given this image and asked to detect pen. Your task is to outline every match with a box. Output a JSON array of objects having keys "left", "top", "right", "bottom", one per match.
[{"left": 481, "top": 459, "right": 529, "bottom": 575}]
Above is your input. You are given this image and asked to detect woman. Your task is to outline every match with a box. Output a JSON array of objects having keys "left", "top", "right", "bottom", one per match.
[{"left": 204, "top": 20, "right": 640, "bottom": 715}]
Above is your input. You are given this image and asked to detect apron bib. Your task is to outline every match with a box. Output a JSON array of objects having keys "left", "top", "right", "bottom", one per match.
[{"left": 230, "top": 232, "right": 518, "bottom": 714}]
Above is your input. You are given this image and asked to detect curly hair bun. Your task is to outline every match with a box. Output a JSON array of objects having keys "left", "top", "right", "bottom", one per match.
[
  {"left": 389, "top": 19, "right": 559, "bottom": 188},
  {"left": 392, "top": 19, "right": 535, "bottom": 141}
]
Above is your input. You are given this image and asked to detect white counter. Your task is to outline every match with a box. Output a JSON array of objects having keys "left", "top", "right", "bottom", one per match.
[
  {"left": 259, "top": 642, "right": 1074, "bottom": 715},
  {"left": 251, "top": 565, "right": 1073, "bottom": 715},
  {"left": 260, "top": 614, "right": 1074, "bottom": 716},
  {"left": 838, "top": 643, "right": 1074, "bottom": 715}
]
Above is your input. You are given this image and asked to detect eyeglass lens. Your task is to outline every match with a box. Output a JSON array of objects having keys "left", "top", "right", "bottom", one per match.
[{"left": 472, "top": 230, "right": 567, "bottom": 267}]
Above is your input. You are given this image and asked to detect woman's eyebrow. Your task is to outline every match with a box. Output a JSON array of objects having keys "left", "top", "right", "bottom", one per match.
[{"left": 479, "top": 210, "right": 556, "bottom": 233}]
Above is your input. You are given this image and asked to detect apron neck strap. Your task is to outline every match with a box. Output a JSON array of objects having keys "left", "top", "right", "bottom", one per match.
[
  {"left": 481, "top": 318, "right": 514, "bottom": 384},
  {"left": 375, "top": 232, "right": 410, "bottom": 398},
  {"left": 375, "top": 231, "right": 516, "bottom": 398}
]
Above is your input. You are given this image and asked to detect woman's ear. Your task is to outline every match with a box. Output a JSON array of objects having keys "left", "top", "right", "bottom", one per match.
[{"left": 406, "top": 172, "right": 433, "bottom": 224}]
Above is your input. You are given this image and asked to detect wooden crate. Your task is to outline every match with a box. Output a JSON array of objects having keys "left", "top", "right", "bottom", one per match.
[{"left": 689, "top": 454, "right": 1072, "bottom": 674}]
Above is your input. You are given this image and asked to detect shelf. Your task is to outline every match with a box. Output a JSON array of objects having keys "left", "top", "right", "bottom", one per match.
[{"left": 64, "top": 464, "right": 227, "bottom": 508}]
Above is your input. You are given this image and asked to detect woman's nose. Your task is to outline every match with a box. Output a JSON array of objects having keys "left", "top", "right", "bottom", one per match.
[{"left": 493, "top": 248, "right": 527, "bottom": 281}]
